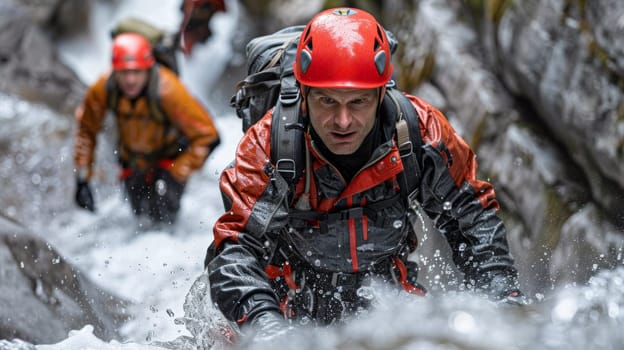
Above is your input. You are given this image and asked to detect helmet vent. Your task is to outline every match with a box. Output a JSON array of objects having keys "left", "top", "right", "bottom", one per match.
[
  {"left": 300, "top": 50, "right": 312, "bottom": 73},
  {"left": 376, "top": 26, "right": 384, "bottom": 42},
  {"left": 374, "top": 51, "right": 386, "bottom": 75}
]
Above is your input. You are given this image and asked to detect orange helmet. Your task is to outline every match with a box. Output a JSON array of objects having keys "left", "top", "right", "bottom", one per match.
[
  {"left": 293, "top": 8, "right": 393, "bottom": 89},
  {"left": 111, "top": 33, "right": 155, "bottom": 70}
]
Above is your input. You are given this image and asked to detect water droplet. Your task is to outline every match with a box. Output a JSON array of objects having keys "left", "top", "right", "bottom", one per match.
[
  {"left": 299, "top": 316, "right": 311, "bottom": 325},
  {"left": 449, "top": 311, "right": 476, "bottom": 334},
  {"left": 155, "top": 179, "right": 167, "bottom": 196},
  {"left": 552, "top": 297, "right": 578, "bottom": 321},
  {"left": 356, "top": 286, "right": 375, "bottom": 300},
  {"left": 458, "top": 243, "right": 466, "bottom": 251},
  {"left": 31, "top": 173, "right": 41, "bottom": 185},
  {"left": 443, "top": 201, "right": 452, "bottom": 211},
  {"left": 393, "top": 220, "right": 403, "bottom": 229},
  {"left": 306, "top": 251, "right": 313, "bottom": 256},
  {"left": 314, "top": 259, "right": 321, "bottom": 267},
  {"left": 607, "top": 301, "right": 620, "bottom": 318}
]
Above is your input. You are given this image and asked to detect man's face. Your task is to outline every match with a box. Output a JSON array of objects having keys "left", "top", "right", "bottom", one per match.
[
  {"left": 115, "top": 69, "right": 149, "bottom": 99},
  {"left": 307, "top": 87, "right": 379, "bottom": 155}
]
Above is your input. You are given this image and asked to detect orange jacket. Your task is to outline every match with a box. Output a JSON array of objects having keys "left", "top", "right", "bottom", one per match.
[{"left": 74, "top": 66, "right": 220, "bottom": 182}]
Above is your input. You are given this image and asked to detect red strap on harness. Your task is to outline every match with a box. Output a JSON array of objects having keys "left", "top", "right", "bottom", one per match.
[
  {"left": 119, "top": 167, "right": 133, "bottom": 180},
  {"left": 265, "top": 263, "right": 299, "bottom": 317},
  {"left": 265, "top": 263, "right": 300, "bottom": 290},
  {"left": 236, "top": 313, "right": 247, "bottom": 324},
  {"left": 393, "top": 256, "right": 426, "bottom": 296},
  {"left": 119, "top": 159, "right": 174, "bottom": 181},
  {"left": 158, "top": 159, "right": 174, "bottom": 169}
]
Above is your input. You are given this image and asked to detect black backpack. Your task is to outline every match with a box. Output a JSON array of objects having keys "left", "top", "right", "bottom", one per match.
[{"left": 204, "top": 26, "right": 424, "bottom": 267}]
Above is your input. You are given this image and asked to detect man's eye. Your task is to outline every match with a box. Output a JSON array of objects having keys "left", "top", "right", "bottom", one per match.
[
  {"left": 319, "top": 97, "right": 335, "bottom": 104},
  {"left": 350, "top": 97, "right": 373, "bottom": 106}
]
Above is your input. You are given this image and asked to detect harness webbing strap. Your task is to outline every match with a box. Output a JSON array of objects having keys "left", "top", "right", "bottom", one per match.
[
  {"left": 270, "top": 62, "right": 306, "bottom": 192},
  {"left": 392, "top": 256, "right": 426, "bottom": 296},
  {"left": 396, "top": 119, "right": 410, "bottom": 152},
  {"left": 386, "top": 89, "right": 422, "bottom": 207}
]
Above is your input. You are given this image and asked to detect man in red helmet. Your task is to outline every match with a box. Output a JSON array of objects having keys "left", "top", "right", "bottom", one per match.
[
  {"left": 207, "top": 7, "right": 524, "bottom": 339},
  {"left": 73, "top": 32, "right": 220, "bottom": 225}
]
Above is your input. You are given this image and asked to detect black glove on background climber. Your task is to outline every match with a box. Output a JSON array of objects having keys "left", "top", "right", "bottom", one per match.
[{"left": 75, "top": 179, "right": 95, "bottom": 212}]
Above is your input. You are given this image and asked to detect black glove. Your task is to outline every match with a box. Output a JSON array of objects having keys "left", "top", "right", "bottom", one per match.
[
  {"left": 75, "top": 179, "right": 95, "bottom": 212},
  {"left": 486, "top": 272, "right": 529, "bottom": 306},
  {"left": 244, "top": 310, "right": 290, "bottom": 341},
  {"left": 500, "top": 289, "right": 529, "bottom": 306}
]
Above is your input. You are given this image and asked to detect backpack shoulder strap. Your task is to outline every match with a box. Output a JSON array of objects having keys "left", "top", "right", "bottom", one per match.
[
  {"left": 269, "top": 31, "right": 306, "bottom": 200},
  {"left": 270, "top": 74, "right": 305, "bottom": 189},
  {"left": 105, "top": 73, "right": 119, "bottom": 112},
  {"left": 386, "top": 88, "right": 422, "bottom": 209},
  {"left": 146, "top": 65, "right": 167, "bottom": 124}
]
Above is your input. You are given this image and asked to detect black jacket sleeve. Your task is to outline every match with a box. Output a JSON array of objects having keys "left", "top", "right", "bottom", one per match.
[
  {"left": 207, "top": 238, "right": 282, "bottom": 323},
  {"left": 418, "top": 144, "right": 520, "bottom": 297}
]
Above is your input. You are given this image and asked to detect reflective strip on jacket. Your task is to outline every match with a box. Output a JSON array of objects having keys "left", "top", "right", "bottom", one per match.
[
  {"left": 73, "top": 66, "right": 220, "bottom": 182},
  {"left": 208, "top": 93, "right": 517, "bottom": 324}
]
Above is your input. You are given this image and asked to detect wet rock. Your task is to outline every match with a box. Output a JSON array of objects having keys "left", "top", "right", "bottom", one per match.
[
  {"left": 6, "top": 0, "right": 89, "bottom": 36},
  {"left": 0, "top": 214, "right": 130, "bottom": 344},
  {"left": 482, "top": 0, "right": 624, "bottom": 222},
  {"left": 0, "top": 3, "right": 85, "bottom": 115}
]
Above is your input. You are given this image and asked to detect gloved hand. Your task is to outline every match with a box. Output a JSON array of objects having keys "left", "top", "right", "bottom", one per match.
[
  {"left": 244, "top": 310, "right": 290, "bottom": 342},
  {"left": 486, "top": 272, "right": 529, "bottom": 306},
  {"left": 500, "top": 289, "right": 529, "bottom": 306},
  {"left": 75, "top": 179, "right": 95, "bottom": 212}
]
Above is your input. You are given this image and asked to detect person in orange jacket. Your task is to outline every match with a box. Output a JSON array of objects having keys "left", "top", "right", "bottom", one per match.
[{"left": 73, "top": 32, "right": 220, "bottom": 225}]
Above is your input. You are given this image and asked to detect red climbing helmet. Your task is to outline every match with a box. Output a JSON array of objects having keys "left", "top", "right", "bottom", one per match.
[
  {"left": 293, "top": 8, "right": 393, "bottom": 89},
  {"left": 111, "top": 33, "right": 155, "bottom": 70}
]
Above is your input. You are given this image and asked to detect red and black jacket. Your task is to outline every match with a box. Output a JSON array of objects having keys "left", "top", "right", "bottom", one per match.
[{"left": 208, "top": 93, "right": 518, "bottom": 325}]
